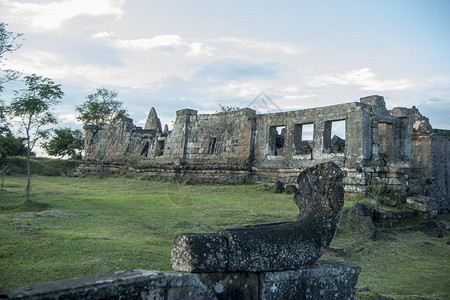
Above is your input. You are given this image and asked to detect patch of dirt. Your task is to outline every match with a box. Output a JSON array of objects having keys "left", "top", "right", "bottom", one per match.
[{"left": 0, "top": 210, "right": 80, "bottom": 219}]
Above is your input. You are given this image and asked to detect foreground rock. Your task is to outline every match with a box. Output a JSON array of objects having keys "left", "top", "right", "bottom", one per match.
[
  {"left": 172, "top": 162, "right": 345, "bottom": 272},
  {"left": 0, "top": 260, "right": 361, "bottom": 300},
  {"left": 418, "top": 221, "right": 443, "bottom": 238},
  {"left": 349, "top": 202, "right": 416, "bottom": 239},
  {"left": 406, "top": 195, "right": 439, "bottom": 219}
]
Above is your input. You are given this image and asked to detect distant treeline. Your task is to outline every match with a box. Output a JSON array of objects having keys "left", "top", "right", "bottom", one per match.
[{"left": 3, "top": 157, "right": 79, "bottom": 176}]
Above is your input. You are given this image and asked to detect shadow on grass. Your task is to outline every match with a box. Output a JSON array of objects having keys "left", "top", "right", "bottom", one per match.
[{"left": 0, "top": 196, "right": 52, "bottom": 213}]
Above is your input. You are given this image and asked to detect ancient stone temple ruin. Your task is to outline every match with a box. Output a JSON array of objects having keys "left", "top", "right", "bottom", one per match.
[{"left": 79, "top": 95, "right": 450, "bottom": 212}]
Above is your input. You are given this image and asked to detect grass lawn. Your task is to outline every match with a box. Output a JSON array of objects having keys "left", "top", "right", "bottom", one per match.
[{"left": 0, "top": 175, "right": 449, "bottom": 299}]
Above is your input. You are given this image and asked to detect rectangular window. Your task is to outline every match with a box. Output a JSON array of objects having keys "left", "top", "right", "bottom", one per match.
[
  {"left": 268, "top": 125, "right": 285, "bottom": 156},
  {"left": 293, "top": 123, "right": 314, "bottom": 155},
  {"left": 207, "top": 138, "right": 217, "bottom": 154},
  {"left": 323, "top": 120, "right": 346, "bottom": 153},
  {"left": 158, "top": 140, "right": 165, "bottom": 150},
  {"left": 156, "top": 140, "right": 165, "bottom": 156}
]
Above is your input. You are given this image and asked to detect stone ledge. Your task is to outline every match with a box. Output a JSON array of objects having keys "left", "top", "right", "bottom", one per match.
[
  {"left": 406, "top": 195, "right": 439, "bottom": 219},
  {"left": 0, "top": 260, "right": 360, "bottom": 300}
]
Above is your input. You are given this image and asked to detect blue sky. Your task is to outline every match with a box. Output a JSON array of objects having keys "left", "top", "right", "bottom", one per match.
[{"left": 1, "top": 0, "right": 449, "bottom": 135}]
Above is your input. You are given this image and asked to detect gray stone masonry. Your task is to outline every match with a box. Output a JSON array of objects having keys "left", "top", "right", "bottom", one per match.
[
  {"left": 0, "top": 260, "right": 361, "bottom": 300},
  {"left": 79, "top": 95, "right": 449, "bottom": 213},
  {"left": 406, "top": 195, "right": 439, "bottom": 219}
]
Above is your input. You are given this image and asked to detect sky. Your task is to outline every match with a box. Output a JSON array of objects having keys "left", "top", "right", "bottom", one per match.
[{"left": 1, "top": 0, "right": 449, "bottom": 145}]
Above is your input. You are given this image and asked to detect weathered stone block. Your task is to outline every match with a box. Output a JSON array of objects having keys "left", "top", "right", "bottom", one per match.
[
  {"left": 418, "top": 221, "right": 443, "bottom": 238},
  {"left": 259, "top": 260, "right": 361, "bottom": 300},
  {"left": 406, "top": 195, "right": 439, "bottom": 219},
  {"left": 171, "top": 233, "right": 229, "bottom": 272},
  {"left": 222, "top": 162, "right": 344, "bottom": 272},
  {"left": 438, "top": 220, "right": 450, "bottom": 230},
  {"left": 172, "top": 162, "right": 345, "bottom": 273},
  {"left": 166, "top": 272, "right": 258, "bottom": 300},
  {"left": 0, "top": 269, "right": 167, "bottom": 300},
  {"left": 284, "top": 184, "right": 298, "bottom": 194}
]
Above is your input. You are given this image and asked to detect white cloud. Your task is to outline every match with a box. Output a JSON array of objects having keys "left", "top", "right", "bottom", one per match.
[
  {"left": 284, "top": 94, "right": 319, "bottom": 100},
  {"left": 1, "top": 0, "right": 125, "bottom": 31},
  {"left": 92, "top": 31, "right": 113, "bottom": 39},
  {"left": 186, "top": 42, "right": 215, "bottom": 58},
  {"left": 308, "top": 68, "right": 415, "bottom": 91},
  {"left": 217, "top": 36, "right": 305, "bottom": 55},
  {"left": 212, "top": 82, "right": 263, "bottom": 98},
  {"left": 108, "top": 35, "right": 217, "bottom": 58},
  {"left": 53, "top": 105, "right": 81, "bottom": 124},
  {"left": 114, "top": 35, "right": 184, "bottom": 50},
  {"left": 2, "top": 49, "right": 71, "bottom": 78}
]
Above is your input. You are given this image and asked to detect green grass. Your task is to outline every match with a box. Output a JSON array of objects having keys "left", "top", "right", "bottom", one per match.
[
  {"left": 323, "top": 196, "right": 450, "bottom": 299},
  {"left": 0, "top": 175, "right": 449, "bottom": 299}
]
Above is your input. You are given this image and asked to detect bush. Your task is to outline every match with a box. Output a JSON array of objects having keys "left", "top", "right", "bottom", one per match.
[{"left": 4, "top": 157, "right": 79, "bottom": 176}]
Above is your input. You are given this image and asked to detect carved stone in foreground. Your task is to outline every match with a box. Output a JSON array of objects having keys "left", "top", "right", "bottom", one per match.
[
  {"left": 0, "top": 260, "right": 361, "bottom": 300},
  {"left": 171, "top": 233, "right": 228, "bottom": 272},
  {"left": 171, "top": 162, "right": 344, "bottom": 272}
]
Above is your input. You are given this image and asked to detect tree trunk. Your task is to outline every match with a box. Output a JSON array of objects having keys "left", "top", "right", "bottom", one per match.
[
  {"left": 1, "top": 171, "right": 4, "bottom": 191},
  {"left": 25, "top": 136, "right": 31, "bottom": 203}
]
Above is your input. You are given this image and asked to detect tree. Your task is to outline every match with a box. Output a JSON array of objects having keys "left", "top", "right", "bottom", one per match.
[
  {"left": 0, "top": 127, "right": 27, "bottom": 158},
  {"left": 0, "top": 23, "right": 23, "bottom": 92},
  {"left": 1, "top": 101, "right": 27, "bottom": 191},
  {"left": 75, "top": 88, "right": 128, "bottom": 128},
  {"left": 217, "top": 103, "right": 240, "bottom": 113},
  {"left": 44, "top": 127, "right": 84, "bottom": 160},
  {"left": 9, "top": 74, "right": 64, "bottom": 202},
  {"left": 0, "top": 128, "right": 27, "bottom": 191}
]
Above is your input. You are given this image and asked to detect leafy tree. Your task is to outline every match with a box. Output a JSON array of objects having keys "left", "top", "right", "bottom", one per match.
[
  {"left": 0, "top": 128, "right": 27, "bottom": 191},
  {"left": 0, "top": 23, "right": 23, "bottom": 92},
  {"left": 75, "top": 88, "right": 128, "bottom": 128},
  {"left": 217, "top": 103, "right": 240, "bottom": 113},
  {"left": 9, "top": 74, "right": 64, "bottom": 202},
  {"left": 0, "top": 23, "right": 23, "bottom": 191},
  {"left": 44, "top": 127, "right": 84, "bottom": 160},
  {"left": 0, "top": 128, "right": 27, "bottom": 157}
]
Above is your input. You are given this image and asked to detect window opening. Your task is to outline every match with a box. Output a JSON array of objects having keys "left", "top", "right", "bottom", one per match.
[
  {"left": 268, "top": 125, "right": 285, "bottom": 155},
  {"left": 293, "top": 123, "right": 314, "bottom": 155},
  {"left": 158, "top": 140, "right": 165, "bottom": 151},
  {"left": 323, "top": 120, "right": 346, "bottom": 153},
  {"left": 141, "top": 141, "right": 149, "bottom": 156},
  {"left": 208, "top": 138, "right": 217, "bottom": 154},
  {"left": 155, "top": 140, "right": 165, "bottom": 156}
]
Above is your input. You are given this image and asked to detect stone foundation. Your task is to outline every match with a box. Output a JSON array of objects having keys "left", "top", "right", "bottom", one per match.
[{"left": 0, "top": 260, "right": 360, "bottom": 300}]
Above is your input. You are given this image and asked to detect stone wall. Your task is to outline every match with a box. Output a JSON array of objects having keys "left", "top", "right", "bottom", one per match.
[
  {"left": 430, "top": 129, "right": 450, "bottom": 212},
  {"left": 411, "top": 108, "right": 450, "bottom": 212},
  {"left": 251, "top": 102, "right": 369, "bottom": 184},
  {"left": 0, "top": 260, "right": 361, "bottom": 300},
  {"left": 79, "top": 95, "right": 450, "bottom": 210}
]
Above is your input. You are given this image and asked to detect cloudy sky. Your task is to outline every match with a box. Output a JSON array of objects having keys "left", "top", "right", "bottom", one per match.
[{"left": 1, "top": 0, "right": 449, "bottom": 136}]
